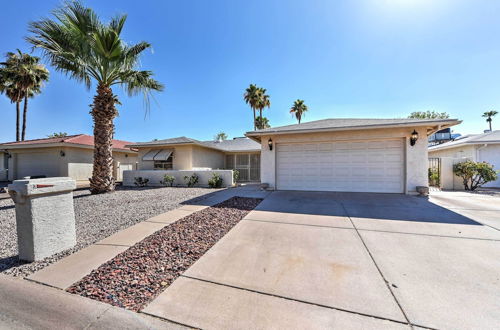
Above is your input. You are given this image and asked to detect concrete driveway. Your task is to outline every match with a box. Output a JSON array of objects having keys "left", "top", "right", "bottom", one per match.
[{"left": 143, "top": 190, "right": 500, "bottom": 329}]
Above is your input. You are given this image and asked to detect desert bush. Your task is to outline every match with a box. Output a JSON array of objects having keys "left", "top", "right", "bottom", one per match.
[
  {"left": 232, "top": 170, "right": 239, "bottom": 183},
  {"left": 208, "top": 173, "right": 223, "bottom": 188},
  {"left": 183, "top": 173, "right": 199, "bottom": 187},
  {"left": 134, "top": 177, "right": 149, "bottom": 187},
  {"left": 453, "top": 160, "right": 498, "bottom": 191},
  {"left": 160, "top": 175, "right": 175, "bottom": 187}
]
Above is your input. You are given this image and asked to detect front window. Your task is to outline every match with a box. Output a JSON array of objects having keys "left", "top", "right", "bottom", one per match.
[{"left": 154, "top": 155, "right": 173, "bottom": 170}]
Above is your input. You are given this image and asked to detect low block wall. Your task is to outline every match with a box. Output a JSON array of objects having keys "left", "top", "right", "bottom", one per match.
[
  {"left": 439, "top": 157, "right": 471, "bottom": 190},
  {"left": 123, "top": 170, "right": 234, "bottom": 188}
]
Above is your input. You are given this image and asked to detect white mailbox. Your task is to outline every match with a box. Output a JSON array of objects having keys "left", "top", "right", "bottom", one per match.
[{"left": 9, "top": 177, "right": 77, "bottom": 262}]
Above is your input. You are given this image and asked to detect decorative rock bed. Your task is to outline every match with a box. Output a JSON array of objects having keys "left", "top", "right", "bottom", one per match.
[
  {"left": 0, "top": 186, "right": 223, "bottom": 277},
  {"left": 67, "top": 196, "right": 262, "bottom": 312}
]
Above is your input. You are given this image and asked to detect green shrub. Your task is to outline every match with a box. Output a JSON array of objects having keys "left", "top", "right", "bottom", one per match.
[
  {"left": 160, "top": 175, "right": 175, "bottom": 187},
  {"left": 232, "top": 170, "right": 239, "bottom": 183},
  {"left": 134, "top": 177, "right": 149, "bottom": 187},
  {"left": 453, "top": 160, "right": 498, "bottom": 191},
  {"left": 428, "top": 168, "right": 440, "bottom": 186},
  {"left": 183, "top": 173, "right": 199, "bottom": 187},
  {"left": 208, "top": 173, "right": 223, "bottom": 188}
]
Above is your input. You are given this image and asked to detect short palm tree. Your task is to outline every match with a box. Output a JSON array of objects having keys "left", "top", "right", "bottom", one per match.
[
  {"left": 290, "top": 99, "right": 308, "bottom": 124},
  {"left": 244, "top": 84, "right": 260, "bottom": 130},
  {"left": 255, "top": 116, "right": 270, "bottom": 129},
  {"left": 27, "top": 1, "right": 164, "bottom": 194},
  {"left": 483, "top": 110, "right": 498, "bottom": 131}
]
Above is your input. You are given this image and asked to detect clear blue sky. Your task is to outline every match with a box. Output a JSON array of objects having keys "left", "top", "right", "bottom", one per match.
[{"left": 1, "top": 0, "right": 499, "bottom": 142}]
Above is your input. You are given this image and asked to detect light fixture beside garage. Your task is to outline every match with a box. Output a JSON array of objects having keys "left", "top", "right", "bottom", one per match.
[
  {"left": 60, "top": 150, "right": 65, "bottom": 157},
  {"left": 268, "top": 138, "right": 273, "bottom": 151},
  {"left": 410, "top": 130, "right": 419, "bottom": 146}
]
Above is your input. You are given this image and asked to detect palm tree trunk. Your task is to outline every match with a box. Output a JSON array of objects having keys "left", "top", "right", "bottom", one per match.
[
  {"left": 489, "top": 119, "right": 492, "bottom": 131},
  {"left": 89, "top": 84, "right": 118, "bottom": 194},
  {"left": 15, "top": 101, "right": 20, "bottom": 142},
  {"left": 22, "top": 95, "right": 28, "bottom": 141},
  {"left": 253, "top": 109, "right": 256, "bottom": 130}
]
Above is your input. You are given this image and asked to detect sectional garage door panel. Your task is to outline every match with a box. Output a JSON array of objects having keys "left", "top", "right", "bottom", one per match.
[
  {"left": 16, "top": 152, "right": 61, "bottom": 179},
  {"left": 276, "top": 140, "right": 405, "bottom": 193}
]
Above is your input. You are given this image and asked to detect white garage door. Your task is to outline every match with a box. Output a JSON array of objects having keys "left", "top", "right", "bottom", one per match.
[
  {"left": 276, "top": 139, "right": 405, "bottom": 193},
  {"left": 17, "top": 152, "right": 61, "bottom": 179}
]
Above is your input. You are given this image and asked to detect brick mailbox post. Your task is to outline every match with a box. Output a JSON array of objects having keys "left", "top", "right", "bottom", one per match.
[{"left": 9, "top": 177, "right": 77, "bottom": 262}]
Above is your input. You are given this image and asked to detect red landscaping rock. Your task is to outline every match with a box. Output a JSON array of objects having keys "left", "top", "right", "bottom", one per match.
[{"left": 67, "top": 197, "right": 262, "bottom": 311}]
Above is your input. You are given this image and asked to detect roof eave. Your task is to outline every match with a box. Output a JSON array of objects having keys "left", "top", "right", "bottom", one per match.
[
  {"left": 1, "top": 142, "right": 137, "bottom": 153},
  {"left": 246, "top": 120, "right": 462, "bottom": 138}
]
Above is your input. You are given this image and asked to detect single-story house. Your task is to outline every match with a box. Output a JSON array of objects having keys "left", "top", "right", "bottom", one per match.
[
  {"left": 246, "top": 118, "right": 460, "bottom": 194},
  {"left": 0, "top": 134, "right": 138, "bottom": 182},
  {"left": 127, "top": 136, "right": 261, "bottom": 182},
  {"left": 429, "top": 130, "right": 500, "bottom": 188}
]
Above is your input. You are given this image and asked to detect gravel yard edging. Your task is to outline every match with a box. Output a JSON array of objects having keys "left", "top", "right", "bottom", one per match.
[
  {"left": 67, "top": 196, "right": 262, "bottom": 312},
  {"left": 0, "top": 186, "right": 223, "bottom": 277}
]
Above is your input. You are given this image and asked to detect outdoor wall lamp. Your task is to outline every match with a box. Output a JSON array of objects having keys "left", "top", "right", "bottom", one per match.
[
  {"left": 410, "top": 130, "right": 419, "bottom": 146},
  {"left": 268, "top": 138, "right": 273, "bottom": 151},
  {"left": 60, "top": 150, "right": 66, "bottom": 157}
]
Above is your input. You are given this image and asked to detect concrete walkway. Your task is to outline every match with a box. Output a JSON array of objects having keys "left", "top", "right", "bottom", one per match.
[
  {"left": 143, "top": 191, "right": 500, "bottom": 330},
  {"left": 0, "top": 275, "right": 184, "bottom": 330},
  {"left": 28, "top": 185, "right": 269, "bottom": 290}
]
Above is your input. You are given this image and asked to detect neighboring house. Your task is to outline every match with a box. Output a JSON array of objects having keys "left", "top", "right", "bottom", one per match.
[
  {"left": 0, "top": 134, "right": 138, "bottom": 182},
  {"left": 429, "top": 130, "right": 500, "bottom": 188},
  {"left": 127, "top": 137, "right": 261, "bottom": 182},
  {"left": 246, "top": 118, "right": 460, "bottom": 194}
]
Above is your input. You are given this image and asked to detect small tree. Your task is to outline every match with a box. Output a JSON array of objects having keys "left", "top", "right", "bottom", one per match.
[
  {"left": 214, "top": 132, "right": 227, "bottom": 141},
  {"left": 408, "top": 111, "right": 450, "bottom": 119},
  {"left": 453, "top": 160, "right": 498, "bottom": 191},
  {"left": 47, "top": 132, "right": 68, "bottom": 138}
]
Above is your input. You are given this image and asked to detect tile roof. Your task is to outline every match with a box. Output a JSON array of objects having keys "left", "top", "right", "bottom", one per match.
[
  {"left": 128, "top": 136, "right": 261, "bottom": 152},
  {"left": 1, "top": 134, "right": 136, "bottom": 152},
  {"left": 246, "top": 118, "right": 461, "bottom": 135},
  {"left": 429, "top": 130, "right": 500, "bottom": 151}
]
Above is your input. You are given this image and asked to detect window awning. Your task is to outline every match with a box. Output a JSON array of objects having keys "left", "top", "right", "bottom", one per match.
[
  {"left": 142, "top": 149, "right": 160, "bottom": 161},
  {"left": 153, "top": 149, "right": 173, "bottom": 161}
]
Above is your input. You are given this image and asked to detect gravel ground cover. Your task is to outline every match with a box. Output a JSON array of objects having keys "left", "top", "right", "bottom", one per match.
[
  {"left": 0, "top": 186, "right": 222, "bottom": 277},
  {"left": 67, "top": 197, "right": 262, "bottom": 312}
]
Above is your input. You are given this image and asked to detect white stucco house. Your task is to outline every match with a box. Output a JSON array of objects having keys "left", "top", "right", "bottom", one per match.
[
  {"left": 246, "top": 118, "right": 460, "bottom": 194},
  {"left": 124, "top": 137, "right": 261, "bottom": 187},
  {"left": 0, "top": 134, "right": 138, "bottom": 182},
  {"left": 429, "top": 130, "right": 500, "bottom": 188}
]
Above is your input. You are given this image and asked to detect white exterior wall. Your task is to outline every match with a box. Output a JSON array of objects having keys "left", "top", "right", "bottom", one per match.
[
  {"left": 478, "top": 144, "right": 500, "bottom": 188},
  {"left": 7, "top": 146, "right": 137, "bottom": 182},
  {"left": 123, "top": 169, "right": 234, "bottom": 188},
  {"left": 191, "top": 145, "right": 225, "bottom": 170},
  {"left": 428, "top": 145, "right": 477, "bottom": 160},
  {"left": 430, "top": 144, "right": 500, "bottom": 189},
  {"left": 259, "top": 127, "right": 428, "bottom": 194}
]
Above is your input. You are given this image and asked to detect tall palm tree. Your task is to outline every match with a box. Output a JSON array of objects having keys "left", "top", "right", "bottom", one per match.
[
  {"left": 483, "top": 110, "right": 498, "bottom": 131},
  {"left": 2, "top": 50, "right": 50, "bottom": 141},
  {"left": 0, "top": 53, "right": 26, "bottom": 141},
  {"left": 28, "top": 1, "right": 164, "bottom": 194},
  {"left": 17, "top": 51, "right": 49, "bottom": 141},
  {"left": 256, "top": 87, "right": 270, "bottom": 120},
  {"left": 290, "top": 99, "right": 308, "bottom": 124},
  {"left": 244, "top": 84, "right": 260, "bottom": 130}
]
